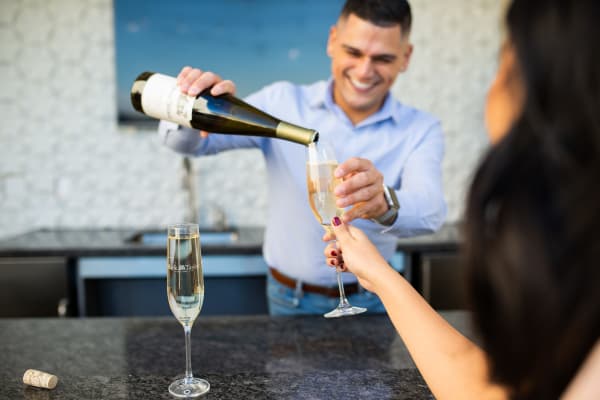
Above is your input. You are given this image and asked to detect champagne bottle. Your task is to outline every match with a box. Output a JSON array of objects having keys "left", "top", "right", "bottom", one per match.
[{"left": 131, "top": 71, "right": 319, "bottom": 146}]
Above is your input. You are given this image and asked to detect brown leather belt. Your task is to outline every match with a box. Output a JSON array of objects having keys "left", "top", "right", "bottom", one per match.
[{"left": 269, "top": 267, "right": 359, "bottom": 298}]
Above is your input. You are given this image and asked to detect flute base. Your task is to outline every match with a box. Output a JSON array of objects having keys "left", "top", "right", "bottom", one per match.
[
  {"left": 169, "top": 377, "right": 210, "bottom": 398},
  {"left": 324, "top": 304, "right": 367, "bottom": 318}
]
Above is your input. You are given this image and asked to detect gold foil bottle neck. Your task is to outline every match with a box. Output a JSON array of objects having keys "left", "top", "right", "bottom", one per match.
[{"left": 276, "top": 122, "right": 319, "bottom": 145}]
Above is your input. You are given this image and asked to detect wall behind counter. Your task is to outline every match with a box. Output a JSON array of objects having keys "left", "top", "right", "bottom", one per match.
[{"left": 0, "top": 0, "right": 505, "bottom": 239}]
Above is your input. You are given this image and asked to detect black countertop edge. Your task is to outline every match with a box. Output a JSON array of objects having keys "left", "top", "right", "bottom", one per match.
[{"left": 0, "top": 224, "right": 461, "bottom": 258}]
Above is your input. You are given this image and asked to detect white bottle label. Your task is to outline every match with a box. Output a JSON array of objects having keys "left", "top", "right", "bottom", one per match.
[{"left": 141, "top": 73, "right": 194, "bottom": 128}]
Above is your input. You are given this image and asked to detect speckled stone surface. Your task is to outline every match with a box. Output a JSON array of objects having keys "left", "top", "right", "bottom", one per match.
[{"left": 0, "top": 312, "right": 473, "bottom": 399}]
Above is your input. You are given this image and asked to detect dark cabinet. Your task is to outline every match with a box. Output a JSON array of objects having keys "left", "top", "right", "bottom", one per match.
[
  {"left": 420, "top": 252, "right": 468, "bottom": 310},
  {"left": 0, "top": 257, "right": 68, "bottom": 317}
]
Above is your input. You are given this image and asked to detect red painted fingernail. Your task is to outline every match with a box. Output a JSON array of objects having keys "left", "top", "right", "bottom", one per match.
[
  {"left": 329, "top": 260, "right": 336, "bottom": 266},
  {"left": 332, "top": 216, "right": 342, "bottom": 226},
  {"left": 330, "top": 250, "right": 337, "bottom": 257}
]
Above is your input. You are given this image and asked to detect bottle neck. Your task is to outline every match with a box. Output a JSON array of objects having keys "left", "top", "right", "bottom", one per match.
[{"left": 275, "top": 122, "right": 319, "bottom": 145}]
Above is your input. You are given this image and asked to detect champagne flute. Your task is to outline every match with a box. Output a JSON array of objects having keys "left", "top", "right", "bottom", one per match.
[
  {"left": 167, "top": 223, "right": 209, "bottom": 397},
  {"left": 306, "top": 142, "right": 367, "bottom": 318}
]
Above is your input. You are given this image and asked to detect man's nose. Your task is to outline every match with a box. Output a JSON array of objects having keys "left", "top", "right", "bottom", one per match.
[{"left": 354, "top": 58, "right": 374, "bottom": 77}]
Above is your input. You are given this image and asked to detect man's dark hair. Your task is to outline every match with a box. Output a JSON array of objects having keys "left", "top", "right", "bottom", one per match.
[
  {"left": 463, "top": 0, "right": 600, "bottom": 398},
  {"left": 340, "top": 0, "right": 412, "bottom": 34}
]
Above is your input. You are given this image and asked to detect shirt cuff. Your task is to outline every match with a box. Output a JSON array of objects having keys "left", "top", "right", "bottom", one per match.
[{"left": 158, "top": 120, "right": 180, "bottom": 144}]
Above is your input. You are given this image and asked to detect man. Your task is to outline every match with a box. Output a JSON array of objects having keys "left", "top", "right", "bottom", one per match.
[{"left": 159, "top": 0, "right": 446, "bottom": 315}]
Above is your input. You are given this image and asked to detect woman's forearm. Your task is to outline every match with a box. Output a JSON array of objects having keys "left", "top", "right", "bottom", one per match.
[{"left": 372, "top": 265, "right": 507, "bottom": 400}]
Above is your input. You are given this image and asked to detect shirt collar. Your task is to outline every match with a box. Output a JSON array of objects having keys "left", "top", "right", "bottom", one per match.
[{"left": 310, "top": 78, "right": 402, "bottom": 127}]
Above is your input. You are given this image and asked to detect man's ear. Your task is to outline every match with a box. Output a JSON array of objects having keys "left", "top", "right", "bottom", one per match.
[
  {"left": 326, "top": 25, "right": 337, "bottom": 58},
  {"left": 401, "top": 43, "right": 414, "bottom": 72}
]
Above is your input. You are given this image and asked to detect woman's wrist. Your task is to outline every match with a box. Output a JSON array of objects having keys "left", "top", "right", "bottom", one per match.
[{"left": 368, "top": 259, "right": 404, "bottom": 296}]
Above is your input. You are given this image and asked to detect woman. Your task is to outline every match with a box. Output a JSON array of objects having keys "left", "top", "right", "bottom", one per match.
[{"left": 324, "top": 0, "right": 600, "bottom": 398}]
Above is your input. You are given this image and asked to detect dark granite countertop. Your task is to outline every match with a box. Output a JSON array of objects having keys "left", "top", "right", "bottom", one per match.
[
  {"left": 0, "top": 227, "right": 265, "bottom": 257},
  {"left": 0, "top": 311, "right": 472, "bottom": 399},
  {"left": 0, "top": 224, "right": 460, "bottom": 258}
]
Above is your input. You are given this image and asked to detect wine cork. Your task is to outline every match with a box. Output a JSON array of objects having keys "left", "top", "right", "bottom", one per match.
[{"left": 23, "top": 369, "right": 58, "bottom": 389}]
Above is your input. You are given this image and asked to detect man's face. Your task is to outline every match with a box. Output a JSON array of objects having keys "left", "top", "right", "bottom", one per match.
[{"left": 327, "top": 13, "right": 412, "bottom": 124}]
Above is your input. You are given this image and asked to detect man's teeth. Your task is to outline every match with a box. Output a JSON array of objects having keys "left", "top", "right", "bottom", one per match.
[{"left": 350, "top": 78, "right": 374, "bottom": 90}]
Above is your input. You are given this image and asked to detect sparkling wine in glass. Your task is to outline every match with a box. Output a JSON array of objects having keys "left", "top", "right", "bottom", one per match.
[
  {"left": 306, "top": 142, "right": 367, "bottom": 318},
  {"left": 167, "top": 223, "right": 209, "bottom": 397}
]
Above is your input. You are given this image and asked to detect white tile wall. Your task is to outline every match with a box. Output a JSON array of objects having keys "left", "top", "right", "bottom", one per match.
[{"left": 0, "top": 0, "right": 505, "bottom": 239}]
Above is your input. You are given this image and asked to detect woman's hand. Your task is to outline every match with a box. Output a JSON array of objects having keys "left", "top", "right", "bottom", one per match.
[{"left": 323, "top": 216, "right": 392, "bottom": 293}]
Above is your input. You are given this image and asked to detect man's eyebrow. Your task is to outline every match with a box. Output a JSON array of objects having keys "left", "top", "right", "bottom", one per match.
[{"left": 342, "top": 44, "right": 360, "bottom": 53}]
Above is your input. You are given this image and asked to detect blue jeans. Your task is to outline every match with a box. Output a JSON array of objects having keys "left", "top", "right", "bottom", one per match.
[{"left": 266, "top": 270, "right": 386, "bottom": 316}]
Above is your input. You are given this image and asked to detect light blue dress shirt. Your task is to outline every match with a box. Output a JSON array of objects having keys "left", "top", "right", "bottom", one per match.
[{"left": 159, "top": 79, "right": 447, "bottom": 286}]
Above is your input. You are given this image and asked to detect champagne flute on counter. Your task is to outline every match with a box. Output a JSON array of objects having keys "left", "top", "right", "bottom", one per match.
[
  {"left": 306, "top": 142, "right": 367, "bottom": 318},
  {"left": 166, "top": 223, "right": 209, "bottom": 397}
]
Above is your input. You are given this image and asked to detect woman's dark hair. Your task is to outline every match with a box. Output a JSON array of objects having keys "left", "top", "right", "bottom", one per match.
[
  {"left": 463, "top": 0, "right": 600, "bottom": 399},
  {"left": 340, "top": 0, "right": 412, "bottom": 34}
]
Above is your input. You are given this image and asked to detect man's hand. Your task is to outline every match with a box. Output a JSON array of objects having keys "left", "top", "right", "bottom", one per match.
[
  {"left": 333, "top": 157, "right": 388, "bottom": 223},
  {"left": 176, "top": 66, "right": 237, "bottom": 138}
]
